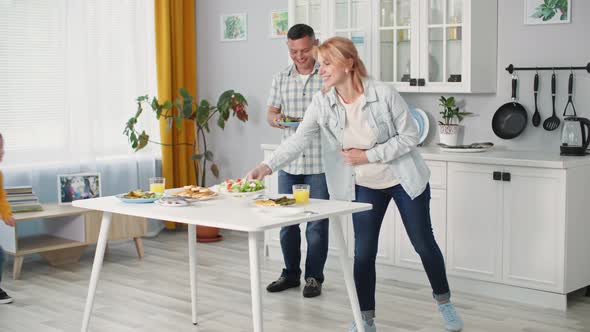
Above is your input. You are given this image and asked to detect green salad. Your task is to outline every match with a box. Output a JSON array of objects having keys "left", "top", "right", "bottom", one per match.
[{"left": 221, "top": 178, "right": 264, "bottom": 193}]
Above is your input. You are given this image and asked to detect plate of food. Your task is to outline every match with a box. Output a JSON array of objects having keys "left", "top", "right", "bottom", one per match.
[
  {"left": 254, "top": 196, "right": 304, "bottom": 217},
  {"left": 213, "top": 178, "right": 265, "bottom": 197},
  {"left": 277, "top": 116, "right": 302, "bottom": 128},
  {"left": 438, "top": 142, "right": 494, "bottom": 153},
  {"left": 116, "top": 190, "right": 162, "bottom": 203},
  {"left": 155, "top": 196, "right": 189, "bottom": 207},
  {"left": 167, "top": 185, "right": 218, "bottom": 201}
]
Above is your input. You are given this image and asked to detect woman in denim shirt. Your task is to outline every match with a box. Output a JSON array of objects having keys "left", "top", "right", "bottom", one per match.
[{"left": 247, "top": 37, "right": 463, "bottom": 332}]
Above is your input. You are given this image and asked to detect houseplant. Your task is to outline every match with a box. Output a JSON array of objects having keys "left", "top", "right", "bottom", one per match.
[
  {"left": 123, "top": 87, "right": 248, "bottom": 241},
  {"left": 438, "top": 96, "right": 471, "bottom": 146}
]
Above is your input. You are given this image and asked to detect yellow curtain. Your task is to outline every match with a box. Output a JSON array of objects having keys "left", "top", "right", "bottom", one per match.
[{"left": 155, "top": 0, "right": 198, "bottom": 229}]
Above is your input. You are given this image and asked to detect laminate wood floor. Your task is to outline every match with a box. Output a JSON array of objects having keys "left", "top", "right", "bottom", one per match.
[{"left": 0, "top": 231, "right": 589, "bottom": 332}]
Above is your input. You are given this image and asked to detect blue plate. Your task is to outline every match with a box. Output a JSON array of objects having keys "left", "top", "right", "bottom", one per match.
[
  {"left": 116, "top": 194, "right": 162, "bottom": 204},
  {"left": 409, "top": 108, "right": 429, "bottom": 145},
  {"left": 278, "top": 121, "right": 300, "bottom": 128}
]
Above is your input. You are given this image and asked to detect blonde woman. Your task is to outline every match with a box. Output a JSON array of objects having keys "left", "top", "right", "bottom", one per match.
[{"left": 247, "top": 37, "right": 463, "bottom": 332}]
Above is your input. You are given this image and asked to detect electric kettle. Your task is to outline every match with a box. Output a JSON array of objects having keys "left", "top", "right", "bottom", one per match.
[{"left": 560, "top": 116, "right": 590, "bottom": 156}]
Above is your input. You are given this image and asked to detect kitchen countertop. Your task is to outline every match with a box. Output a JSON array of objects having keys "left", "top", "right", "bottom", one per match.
[{"left": 261, "top": 144, "right": 590, "bottom": 169}]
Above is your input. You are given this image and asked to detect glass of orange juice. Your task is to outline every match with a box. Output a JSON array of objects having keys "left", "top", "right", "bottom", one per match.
[
  {"left": 292, "top": 184, "right": 310, "bottom": 204},
  {"left": 149, "top": 177, "right": 166, "bottom": 194}
]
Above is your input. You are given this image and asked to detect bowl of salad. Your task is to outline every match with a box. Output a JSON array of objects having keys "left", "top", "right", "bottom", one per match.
[{"left": 214, "top": 178, "right": 265, "bottom": 198}]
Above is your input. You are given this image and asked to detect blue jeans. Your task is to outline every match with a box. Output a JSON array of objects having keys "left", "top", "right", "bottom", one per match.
[
  {"left": 353, "top": 184, "right": 450, "bottom": 311},
  {"left": 278, "top": 171, "right": 330, "bottom": 282}
]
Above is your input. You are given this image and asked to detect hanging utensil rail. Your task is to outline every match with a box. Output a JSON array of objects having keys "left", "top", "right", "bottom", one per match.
[{"left": 505, "top": 63, "right": 590, "bottom": 74}]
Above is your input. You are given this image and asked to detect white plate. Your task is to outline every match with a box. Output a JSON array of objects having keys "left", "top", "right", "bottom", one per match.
[
  {"left": 440, "top": 147, "right": 491, "bottom": 153},
  {"left": 410, "top": 108, "right": 429, "bottom": 145},
  {"left": 255, "top": 206, "right": 305, "bottom": 217},
  {"left": 154, "top": 199, "right": 189, "bottom": 207},
  {"left": 211, "top": 185, "right": 265, "bottom": 198}
]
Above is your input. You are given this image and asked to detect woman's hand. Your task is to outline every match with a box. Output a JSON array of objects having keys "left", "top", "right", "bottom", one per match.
[
  {"left": 3, "top": 216, "right": 15, "bottom": 227},
  {"left": 341, "top": 148, "right": 369, "bottom": 166},
  {"left": 246, "top": 163, "right": 273, "bottom": 180},
  {"left": 267, "top": 111, "right": 286, "bottom": 129}
]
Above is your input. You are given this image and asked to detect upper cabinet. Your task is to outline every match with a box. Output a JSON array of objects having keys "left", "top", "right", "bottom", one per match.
[{"left": 288, "top": 0, "right": 497, "bottom": 93}]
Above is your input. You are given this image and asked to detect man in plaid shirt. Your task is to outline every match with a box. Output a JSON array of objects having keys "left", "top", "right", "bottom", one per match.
[{"left": 265, "top": 24, "right": 329, "bottom": 298}]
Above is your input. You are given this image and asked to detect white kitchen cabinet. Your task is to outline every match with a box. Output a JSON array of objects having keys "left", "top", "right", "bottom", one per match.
[
  {"left": 374, "top": 0, "right": 497, "bottom": 92},
  {"left": 501, "top": 166, "right": 565, "bottom": 292},
  {"left": 289, "top": 0, "right": 497, "bottom": 93},
  {"left": 447, "top": 162, "right": 503, "bottom": 281},
  {"left": 447, "top": 162, "right": 566, "bottom": 291}
]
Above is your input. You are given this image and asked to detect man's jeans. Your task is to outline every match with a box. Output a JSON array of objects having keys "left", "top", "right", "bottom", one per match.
[
  {"left": 278, "top": 171, "right": 330, "bottom": 282},
  {"left": 353, "top": 184, "right": 450, "bottom": 311}
]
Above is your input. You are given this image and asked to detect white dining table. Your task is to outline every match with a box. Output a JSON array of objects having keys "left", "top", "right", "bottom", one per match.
[{"left": 73, "top": 193, "right": 372, "bottom": 332}]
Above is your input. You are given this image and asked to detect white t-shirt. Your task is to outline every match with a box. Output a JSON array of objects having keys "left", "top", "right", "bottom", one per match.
[
  {"left": 299, "top": 73, "right": 310, "bottom": 85},
  {"left": 340, "top": 94, "right": 399, "bottom": 190}
]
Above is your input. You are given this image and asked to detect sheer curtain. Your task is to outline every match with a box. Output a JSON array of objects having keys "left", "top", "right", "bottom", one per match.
[{"left": 0, "top": 0, "right": 162, "bottom": 235}]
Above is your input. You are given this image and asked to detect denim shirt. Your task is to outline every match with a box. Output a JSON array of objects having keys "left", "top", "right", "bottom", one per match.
[{"left": 264, "top": 79, "right": 430, "bottom": 201}]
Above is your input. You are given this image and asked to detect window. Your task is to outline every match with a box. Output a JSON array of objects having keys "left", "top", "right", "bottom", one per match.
[{"left": 0, "top": 0, "right": 159, "bottom": 166}]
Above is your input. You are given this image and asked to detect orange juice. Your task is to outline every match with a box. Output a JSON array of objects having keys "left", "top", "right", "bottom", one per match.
[
  {"left": 149, "top": 183, "right": 165, "bottom": 193},
  {"left": 293, "top": 189, "right": 310, "bottom": 204}
]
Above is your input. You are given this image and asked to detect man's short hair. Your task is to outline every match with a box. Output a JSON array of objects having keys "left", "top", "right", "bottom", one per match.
[{"left": 287, "top": 24, "right": 315, "bottom": 41}]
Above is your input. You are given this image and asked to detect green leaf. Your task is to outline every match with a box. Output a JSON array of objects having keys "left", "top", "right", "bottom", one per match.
[
  {"left": 205, "top": 150, "right": 214, "bottom": 161},
  {"left": 191, "top": 154, "right": 204, "bottom": 160},
  {"left": 197, "top": 100, "right": 210, "bottom": 125},
  {"left": 179, "top": 87, "right": 191, "bottom": 99},
  {"left": 560, "top": 13, "right": 567, "bottom": 20},
  {"left": 162, "top": 100, "right": 173, "bottom": 110},
  {"left": 217, "top": 116, "right": 225, "bottom": 129},
  {"left": 151, "top": 97, "right": 159, "bottom": 111},
  {"left": 210, "top": 164, "right": 220, "bottom": 178},
  {"left": 182, "top": 100, "right": 193, "bottom": 118},
  {"left": 136, "top": 131, "right": 149, "bottom": 151}
]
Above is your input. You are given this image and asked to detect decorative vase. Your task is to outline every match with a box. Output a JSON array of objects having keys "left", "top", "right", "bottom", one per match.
[
  {"left": 439, "top": 124, "right": 461, "bottom": 146},
  {"left": 196, "top": 225, "right": 223, "bottom": 243}
]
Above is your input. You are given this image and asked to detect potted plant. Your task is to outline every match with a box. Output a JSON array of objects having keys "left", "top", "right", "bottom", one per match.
[
  {"left": 438, "top": 96, "right": 471, "bottom": 146},
  {"left": 124, "top": 88, "right": 248, "bottom": 242}
]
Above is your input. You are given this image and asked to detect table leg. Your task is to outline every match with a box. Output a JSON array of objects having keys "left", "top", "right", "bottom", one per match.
[
  {"left": 188, "top": 224, "right": 198, "bottom": 325},
  {"left": 332, "top": 216, "right": 365, "bottom": 332},
  {"left": 248, "top": 231, "right": 263, "bottom": 332},
  {"left": 81, "top": 211, "right": 112, "bottom": 332},
  {"left": 12, "top": 255, "right": 23, "bottom": 280}
]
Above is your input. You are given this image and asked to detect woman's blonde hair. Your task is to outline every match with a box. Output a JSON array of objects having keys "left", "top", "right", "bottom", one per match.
[{"left": 314, "top": 36, "right": 368, "bottom": 93}]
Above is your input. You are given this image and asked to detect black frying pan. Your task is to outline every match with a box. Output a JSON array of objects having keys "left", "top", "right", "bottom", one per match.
[{"left": 492, "top": 77, "right": 528, "bottom": 139}]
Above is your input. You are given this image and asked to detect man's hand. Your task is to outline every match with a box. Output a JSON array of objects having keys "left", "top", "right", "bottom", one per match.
[
  {"left": 267, "top": 107, "right": 287, "bottom": 129},
  {"left": 3, "top": 216, "right": 15, "bottom": 227},
  {"left": 246, "top": 164, "right": 273, "bottom": 180},
  {"left": 341, "top": 148, "right": 369, "bottom": 166}
]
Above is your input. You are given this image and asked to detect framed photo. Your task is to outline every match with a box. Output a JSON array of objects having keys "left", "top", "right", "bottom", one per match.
[
  {"left": 57, "top": 173, "right": 101, "bottom": 205},
  {"left": 525, "top": 0, "right": 571, "bottom": 25},
  {"left": 221, "top": 13, "right": 247, "bottom": 42},
  {"left": 270, "top": 9, "right": 288, "bottom": 38}
]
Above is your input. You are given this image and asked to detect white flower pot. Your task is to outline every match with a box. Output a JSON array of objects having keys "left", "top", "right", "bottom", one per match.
[{"left": 439, "top": 124, "right": 461, "bottom": 146}]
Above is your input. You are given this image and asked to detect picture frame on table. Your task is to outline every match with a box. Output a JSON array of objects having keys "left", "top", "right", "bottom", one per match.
[
  {"left": 221, "top": 13, "right": 247, "bottom": 42},
  {"left": 57, "top": 173, "right": 101, "bottom": 205},
  {"left": 524, "top": 0, "right": 571, "bottom": 25}
]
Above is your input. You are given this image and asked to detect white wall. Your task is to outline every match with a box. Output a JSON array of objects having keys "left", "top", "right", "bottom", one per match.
[{"left": 197, "top": 0, "right": 590, "bottom": 183}]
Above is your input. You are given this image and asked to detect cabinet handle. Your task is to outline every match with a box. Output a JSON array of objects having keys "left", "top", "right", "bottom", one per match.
[
  {"left": 418, "top": 78, "right": 426, "bottom": 86},
  {"left": 409, "top": 78, "right": 417, "bottom": 86},
  {"left": 502, "top": 172, "right": 511, "bottom": 182},
  {"left": 493, "top": 171, "right": 502, "bottom": 181}
]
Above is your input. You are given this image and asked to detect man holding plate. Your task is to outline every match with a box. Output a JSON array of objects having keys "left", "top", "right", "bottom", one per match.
[{"left": 265, "top": 23, "right": 329, "bottom": 299}]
